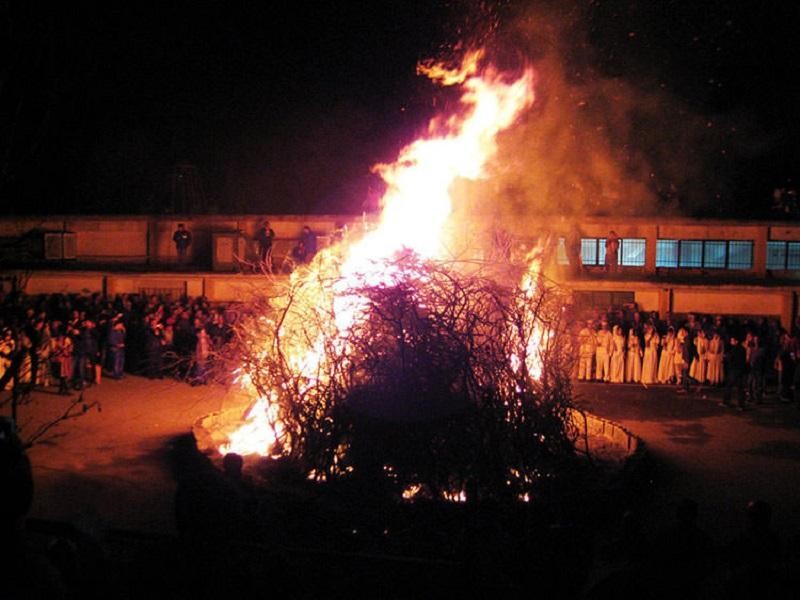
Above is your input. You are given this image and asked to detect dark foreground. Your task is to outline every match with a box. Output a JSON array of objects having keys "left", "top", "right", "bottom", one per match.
[{"left": 3, "top": 377, "right": 800, "bottom": 598}]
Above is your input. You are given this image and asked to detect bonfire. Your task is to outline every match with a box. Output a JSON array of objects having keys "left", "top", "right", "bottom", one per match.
[{"left": 214, "top": 49, "right": 577, "bottom": 503}]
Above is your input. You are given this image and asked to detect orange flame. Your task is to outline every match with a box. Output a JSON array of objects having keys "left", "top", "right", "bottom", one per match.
[
  {"left": 416, "top": 49, "right": 484, "bottom": 86},
  {"left": 220, "top": 49, "right": 536, "bottom": 458}
]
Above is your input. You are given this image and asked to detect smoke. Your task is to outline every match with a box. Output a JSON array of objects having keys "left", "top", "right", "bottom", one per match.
[{"left": 450, "top": 0, "right": 763, "bottom": 233}]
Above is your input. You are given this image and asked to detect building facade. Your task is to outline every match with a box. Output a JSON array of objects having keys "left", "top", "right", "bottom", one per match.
[{"left": 1, "top": 214, "right": 798, "bottom": 326}]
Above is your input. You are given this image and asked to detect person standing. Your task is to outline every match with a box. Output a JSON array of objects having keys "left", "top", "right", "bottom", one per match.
[
  {"left": 625, "top": 328, "right": 643, "bottom": 383},
  {"left": 577, "top": 320, "right": 597, "bottom": 381},
  {"left": 595, "top": 320, "right": 613, "bottom": 382},
  {"left": 690, "top": 329, "right": 709, "bottom": 385},
  {"left": 255, "top": 220, "right": 276, "bottom": 273},
  {"left": 107, "top": 317, "right": 126, "bottom": 380},
  {"left": 658, "top": 327, "right": 677, "bottom": 384},
  {"left": 566, "top": 225, "right": 583, "bottom": 277},
  {"left": 605, "top": 231, "right": 620, "bottom": 274},
  {"left": 641, "top": 323, "right": 660, "bottom": 385},
  {"left": 706, "top": 331, "right": 724, "bottom": 385},
  {"left": 300, "top": 225, "right": 317, "bottom": 261},
  {"left": 52, "top": 331, "right": 73, "bottom": 395},
  {"left": 747, "top": 335, "right": 766, "bottom": 404},
  {"left": 723, "top": 336, "right": 748, "bottom": 409},
  {"left": 144, "top": 317, "right": 165, "bottom": 379},
  {"left": 173, "top": 223, "right": 192, "bottom": 266},
  {"left": 675, "top": 327, "right": 692, "bottom": 392},
  {"left": 193, "top": 321, "right": 210, "bottom": 385},
  {"left": 609, "top": 325, "right": 626, "bottom": 383}
]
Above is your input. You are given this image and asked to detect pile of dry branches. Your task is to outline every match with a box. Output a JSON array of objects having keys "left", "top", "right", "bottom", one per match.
[{"left": 224, "top": 252, "right": 576, "bottom": 502}]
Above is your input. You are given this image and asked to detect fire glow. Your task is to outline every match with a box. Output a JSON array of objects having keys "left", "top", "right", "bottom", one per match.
[{"left": 220, "top": 50, "right": 538, "bottom": 459}]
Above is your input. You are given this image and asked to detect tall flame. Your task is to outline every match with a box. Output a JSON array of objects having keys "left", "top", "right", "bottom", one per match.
[{"left": 221, "top": 50, "right": 536, "bottom": 457}]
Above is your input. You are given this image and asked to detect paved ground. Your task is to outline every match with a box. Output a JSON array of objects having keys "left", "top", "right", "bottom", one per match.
[
  {"left": 5, "top": 377, "right": 800, "bottom": 548},
  {"left": 574, "top": 381, "right": 800, "bottom": 544},
  {"left": 8, "top": 377, "right": 241, "bottom": 536}
]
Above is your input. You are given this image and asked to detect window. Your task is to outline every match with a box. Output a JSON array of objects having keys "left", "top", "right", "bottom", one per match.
[
  {"left": 657, "top": 239, "right": 753, "bottom": 270},
  {"left": 767, "top": 241, "right": 787, "bottom": 269},
  {"left": 679, "top": 241, "right": 703, "bottom": 268},
  {"left": 581, "top": 239, "right": 600, "bottom": 266},
  {"left": 580, "top": 238, "right": 645, "bottom": 267},
  {"left": 619, "top": 238, "right": 646, "bottom": 266},
  {"left": 656, "top": 240, "right": 679, "bottom": 268},
  {"left": 727, "top": 241, "right": 753, "bottom": 269},
  {"left": 767, "top": 241, "right": 800, "bottom": 270},
  {"left": 790, "top": 243, "right": 800, "bottom": 269},
  {"left": 703, "top": 241, "right": 727, "bottom": 269}
]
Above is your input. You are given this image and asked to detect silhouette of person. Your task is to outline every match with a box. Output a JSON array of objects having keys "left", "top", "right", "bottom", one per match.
[
  {"left": 605, "top": 230, "right": 620, "bottom": 273},
  {"left": 0, "top": 419, "right": 67, "bottom": 597},
  {"left": 255, "top": 220, "right": 276, "bottom": 273},
  {"left": 173, "top": 223, "right": 192, "bottom": 266}
]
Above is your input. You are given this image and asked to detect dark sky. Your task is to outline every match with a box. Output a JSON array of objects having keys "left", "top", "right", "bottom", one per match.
[{"left": 2, "top": 0, "right": 799, "bottom": 217}]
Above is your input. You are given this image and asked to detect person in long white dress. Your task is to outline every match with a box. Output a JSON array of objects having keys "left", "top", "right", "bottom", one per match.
[
  {"left": 641, "top": 323, "right": 659, "bottom": 385},
  {"left": 595, "top": 321, "right": 613, "bottom": 382},
  {"left": 657, "top": 328, "right": 676, "bottom": 384},
  {"left": 706, "top": 331, "right": 724, "bottom": 385},
  {"left": 689, "top": 329, "right": 709, "bottom": 384},
  {"left": 625, "top": 328, "right": 643, "bottom": 383},
  {"left": 609, "top": 325, "right": 626, "bottom": 383}
]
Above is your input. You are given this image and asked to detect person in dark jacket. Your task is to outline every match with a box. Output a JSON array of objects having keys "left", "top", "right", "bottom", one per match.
[
  {"left": 723, "top": 336, "right": 748, "bottom": 409},
  {"left": 144, "top": 317, "right": 164, "bottom": 379},
  {"left": 299, "top": 225, "right": 317, "bottom": 261},
  {"left": 255, "top": 220, "right": 275, "bottom": 273},
  {"left": 173, "top": 223, "right": 192, "bottom": 266}
]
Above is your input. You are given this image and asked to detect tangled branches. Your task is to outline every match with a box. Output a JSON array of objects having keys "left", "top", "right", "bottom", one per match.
[{"left": 225, "top": 252, "right": 576, "bottom": 503}]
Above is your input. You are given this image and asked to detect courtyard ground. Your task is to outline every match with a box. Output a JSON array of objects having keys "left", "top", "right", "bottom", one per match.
[{"left": 5, "top": 376, "right": 800, "bottom": 552}]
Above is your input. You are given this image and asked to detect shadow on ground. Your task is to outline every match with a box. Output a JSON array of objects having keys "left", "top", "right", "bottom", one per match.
[
  {"left": 660, "top": 422, "right": 713, "bottom": 446},
  {"left": 574, "top": 383, "right": 726, "bottom": 423}
]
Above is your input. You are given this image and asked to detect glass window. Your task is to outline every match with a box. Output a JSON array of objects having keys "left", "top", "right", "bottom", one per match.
[
  {"left": 679, "top": 240, "right": 703, "bottom": 268},
  {"left": 788, "top": 242, "right": 800, "bottom": 269},
  {"left": 703, "top": 241, "right": 727, "bottom": 269},
  {"left": 581, "top": 239, "right": 598, "bottom": 265},
  {"left": 767, "top": 241, "right": 787, "bottom": 269},
  {"left": 598, "top": 238, "right": 607, "bottom": 266},
  {"left": 727, "top": 241, "right": 753, "bottom": 269},
  {"left": 656, "top": 240, "right": 679, "bottom": 268},
  {"left": 620, "top": 238, "right": 646, "bottom": 266}
]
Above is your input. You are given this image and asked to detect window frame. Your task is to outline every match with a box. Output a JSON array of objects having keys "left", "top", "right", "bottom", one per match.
[
  {"left": 656, "top": 239, "right": 753, "bottom": 270},
  {"left": 579, "top": 237, "right": 646, "bottom": 267},
  {"left": 767, "top": 240, "right": 800, "bottom": 270}
]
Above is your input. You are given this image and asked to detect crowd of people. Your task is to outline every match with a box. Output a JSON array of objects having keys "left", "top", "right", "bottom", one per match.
[
  {"left": 0, "top": 291, "right": 235, "bottom": 396},
  {"left": 574, "top": 308, "right": 800, "bottom": 408}
]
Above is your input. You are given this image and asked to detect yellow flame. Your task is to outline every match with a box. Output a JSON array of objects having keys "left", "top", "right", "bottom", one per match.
[
  {"left": 220, "top": 49, "right": 536, "bottom": 458},
  {"left": 417, "top": 49, "right": 484, "bottom": 86}
]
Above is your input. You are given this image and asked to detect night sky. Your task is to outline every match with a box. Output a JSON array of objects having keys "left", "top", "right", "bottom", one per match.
[{"left": 2, "top": 0, "right": 798, "bottom": 217}]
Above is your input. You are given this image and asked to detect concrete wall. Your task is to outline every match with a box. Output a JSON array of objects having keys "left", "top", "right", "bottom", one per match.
[
  {"left": 671, "top": 288, "right": 792, "bottom": 324},
  {"left": 0, "top": 214, "right": 361, "bottom": 267},
  {"left": 15, "top": 271, "right": 282, "bottom": 303},
  {"left": 23, "top": 272, "right": 106, "bottom": 296}
]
